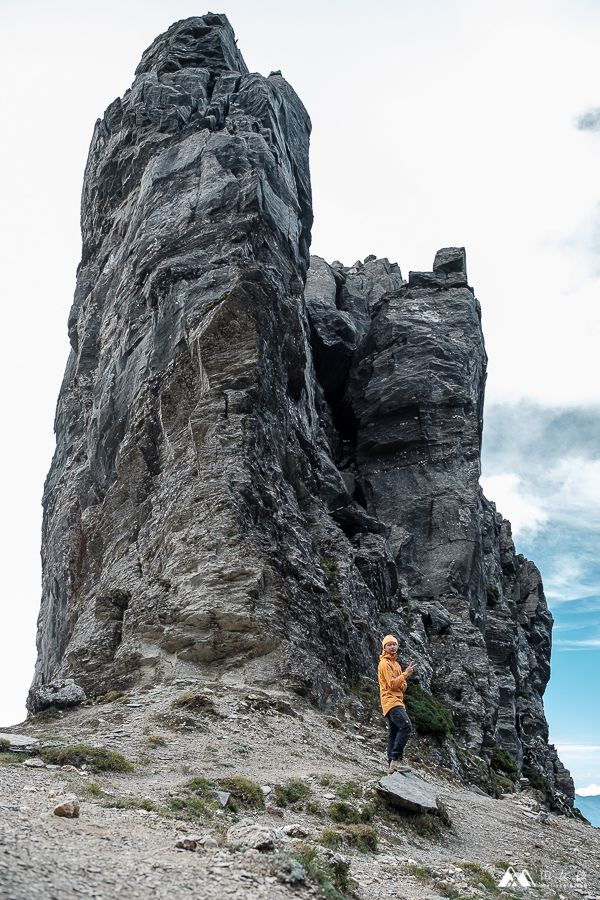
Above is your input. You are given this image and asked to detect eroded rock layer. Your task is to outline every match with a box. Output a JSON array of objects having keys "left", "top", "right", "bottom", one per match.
[{"left": 31, "top": 14, "right": 572, "bottom": 808}]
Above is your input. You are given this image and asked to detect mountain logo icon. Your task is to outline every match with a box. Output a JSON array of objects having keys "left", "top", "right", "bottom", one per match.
[{"left": 498, "top": 867, "right": 536, "bottom": 888}]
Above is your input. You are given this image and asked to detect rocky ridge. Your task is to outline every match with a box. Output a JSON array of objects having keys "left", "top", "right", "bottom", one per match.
[
  {"left": 30, "top": 13, "right": 572, "bottom": 809},
  {"left": 1, "top": 684, "right": 598, "bottom": 900}
]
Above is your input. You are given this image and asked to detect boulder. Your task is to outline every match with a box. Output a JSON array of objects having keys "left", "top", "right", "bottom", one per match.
[
  {"left": 212, "top": 790, "right": 230, "bottom": 807},
  {"left": 28, "top": 679, "right": 86, "bottom": 714},
  {"left": 226, "top": 822, "right": 277, "bottom": 851},
  {"left": 376, "top": 772, "right": 439, "bottom": 814},
  {"left": 283, "top": 823, "right": 309, "bottom": 838},
  {"left": 54, "top": 797, "right": 80, "bottom": 818},
  {"left": 175, "top": 838, "right": 197, "bottom": 851}
]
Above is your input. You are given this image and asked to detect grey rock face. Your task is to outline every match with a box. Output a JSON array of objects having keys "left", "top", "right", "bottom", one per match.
[{"left": 32, "top": 16, "right": 571, "bottom": 806}]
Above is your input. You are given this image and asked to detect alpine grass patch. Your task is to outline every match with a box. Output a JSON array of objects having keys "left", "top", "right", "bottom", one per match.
[
  {"left": 165, "top": 776, "right": 217, "bottom": 819},
  {"left": 320, "top": 827, "right": 344, "bottom": 849},
  {"left": 335, "top": 780, "right": 363, "bottom": 800},
  {"left": 275, "top": 779, "right": 310, "bottom": 807},
  {"left": 171, "top": 693, "right": 216, "bottom": 714},
  {"left": 218, "top": 775, "right": 264, "bottom": 808},
  {"left": 403, "top": 864, "right": 433, "bottom": 880},
  {"left": 458, "top": 861, "right": 497, "bottom": 891},
  {"left": 39, "top": 743, "right": 134, "bottom": 773},
  {"left": 0, "top": 750, "right": 24, "bottom": 766}
]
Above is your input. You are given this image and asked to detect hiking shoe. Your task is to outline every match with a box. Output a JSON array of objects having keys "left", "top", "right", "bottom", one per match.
[{"left": 388, "top": 760, "right": 411, "bottom": 774}]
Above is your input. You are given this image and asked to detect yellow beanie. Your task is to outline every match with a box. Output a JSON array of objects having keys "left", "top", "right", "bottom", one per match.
[{"left": 382, "top": 634, "right": 398, "bottom": 648}]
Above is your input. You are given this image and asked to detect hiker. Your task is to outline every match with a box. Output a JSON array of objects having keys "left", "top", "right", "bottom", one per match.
[{"left": 378, "top": 635, "right": 415, "bottom": 774}]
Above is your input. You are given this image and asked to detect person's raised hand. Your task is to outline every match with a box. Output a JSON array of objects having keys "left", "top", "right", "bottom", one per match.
[{"left": 404, "top": 660, "right": 416, "bottom": 676}]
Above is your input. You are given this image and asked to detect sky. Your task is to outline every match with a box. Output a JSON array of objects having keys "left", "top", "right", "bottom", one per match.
[{"left": 1, "top": 0, "right": 599, "bottom": 795}]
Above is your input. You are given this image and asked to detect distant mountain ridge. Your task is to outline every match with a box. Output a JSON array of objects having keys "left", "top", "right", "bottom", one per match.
[{"left": 575, "top": 793, "right": 600, "bottom": 827}]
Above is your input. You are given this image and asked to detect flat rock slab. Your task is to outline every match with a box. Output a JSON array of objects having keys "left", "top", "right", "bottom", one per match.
[
  {"left": 376, "top": 772, "right": 439, "bottom": 814},
  {"left": 1, "top": 733, "right": 39, "bottom": 750}
]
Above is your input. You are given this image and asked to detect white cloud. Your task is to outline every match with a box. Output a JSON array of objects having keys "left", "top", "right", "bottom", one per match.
[
  {"left": 553, "top": 638, "right": 600, "bottom": 648},
  {"left": 479, "top": 473, "right": 548, "bottom": 537},
  {"left": 575, "top": 783, "right": 600, "bottom": 796},
  {"left": 543, "top": 557, "right": 599, "bottom": 605}
]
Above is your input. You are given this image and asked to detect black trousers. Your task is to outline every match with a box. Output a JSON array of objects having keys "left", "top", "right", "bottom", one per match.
[{"left": 386, "top": 704, "right": 412, "bottom": 762}]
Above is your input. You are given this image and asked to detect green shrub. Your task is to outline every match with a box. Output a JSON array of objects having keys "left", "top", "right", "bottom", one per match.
[
  {"left": 320, "top": 822, "right": 378, "bottom": 852},
  {"left": 328, "top": 800, "right": 357, "bottom": 823},
  {"left": 350, "top": 675, "right": 380, "bottom": 714},
  {"left": 167, "top": 795, "right": 209, "bottom": 819},
  {"left": 436, "top": 800, "right": 452, "bottom": 826},
  {"left": 218, "top": 775, "right": 264, "bottom": 808},
  {"left": 328, "top": 800, "right": 372, "bottom": 824},
  {"left": 294, "top": 844, "right": 348, "bottom": 899},
  {"left": 275, "top": 779, "right": 310, "bottom": 807},
  {"left": 462, "top": 665, "right": 475, "bottom": 678},
  {"left": 164, "top": 777, "right": 215, "bottom": 819},
  {"left": 146, "top": 735, "right": 166, "bottom": 748},
  {"left": 491, "top": 746, "right": 519, "bottom": 782},
  {"left": 458, "top": 862, "right": 496, "bottom": 890},
  {"left": 30, "top": 705, "right": 61, "bottom": 721},
  {"left": 486, "top": 584, "right": 500, "bottom": 605},
  {"left": 404, "top": 864, "right": 433, "bottom": 880},
  {"left": 305, "top": 799, "right": 323, "bottom": 817},
  {"left": 343, "top": 823, "right": 378, "bottom": 852},
  {"left": 0, "top": 738, "right": 11, "bottom": 751},
  {"left": 186, "top": 777, "right": 212, "bottom": 798},
  {"left": 522, "top": 764, "right": 560, "bottom": 811},
  {"left": 403, "top": 683, "right": 454, "bottom": 740},
  {"left": 413, "top": 813, "right": 443, "bottom": 838},
  {"left": 0, "top": 751, "right": 24, "bottom": 766},
  {"left": 491, "top": 770, "right": 515, "bottom": 798},
  {"left": 39, "top": 743, "right": 134, "bottom": 773},
  {"left": 82, "top": 782, "right": 107, "bottom": 799},
  {"left": 320, "top": 827, "right": 344, "bottom": 849},
  {"left": 82, "top": 782, "right": 157, "bottom": 812}
]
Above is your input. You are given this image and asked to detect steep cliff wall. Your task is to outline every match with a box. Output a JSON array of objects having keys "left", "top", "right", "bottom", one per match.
[{"left": 30, "top": 14, "right": 573, "bottom": 809}]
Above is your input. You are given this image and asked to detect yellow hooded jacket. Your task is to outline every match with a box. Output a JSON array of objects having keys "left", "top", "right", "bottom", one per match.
[{"left": 378, "top": 651, "right": 408, "bottom": 716}]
